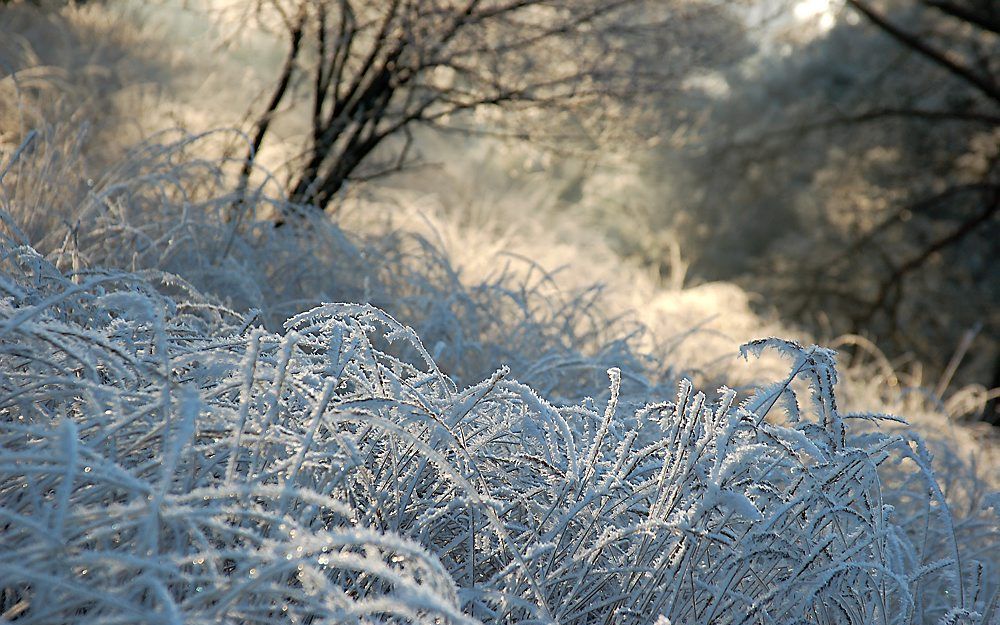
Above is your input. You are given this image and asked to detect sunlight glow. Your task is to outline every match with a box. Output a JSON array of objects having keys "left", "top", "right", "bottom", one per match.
[
  {"left": 794, "top": 0, "right": 836, "bottom": 31},
  {"left": 793, "top": 0, "right": 830, "bottom": 19}
]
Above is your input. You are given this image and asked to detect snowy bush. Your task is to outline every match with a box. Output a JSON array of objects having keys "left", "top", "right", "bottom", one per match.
[{"left": 0, "top": 231, "right": 996, "bottom": 624}]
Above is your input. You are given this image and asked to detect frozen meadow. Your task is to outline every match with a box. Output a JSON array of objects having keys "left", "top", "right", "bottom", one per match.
[{"left": 1, "top": 1, "right": 998, "bottom": 623}]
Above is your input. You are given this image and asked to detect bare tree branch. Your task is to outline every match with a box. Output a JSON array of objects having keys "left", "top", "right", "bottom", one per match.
[
  {"left": 845, "top": 0, "right": 1000, "bottom": 103},
  {"left": 231, "top": 8, "right": 306, "bottom": 231},
  {"left": 233, "top": 0, "right": 731, "bottom": 214},
  {"left": 862, "top": 184, "right": 999, "bottom": 324},
  {"left": 920, "top": 0, "right": 1000, "bottom": 36}
]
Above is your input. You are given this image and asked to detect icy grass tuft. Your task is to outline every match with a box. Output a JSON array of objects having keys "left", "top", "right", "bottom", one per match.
[{"left": 0, "top": 236, "right": 996, "bottom": 624}]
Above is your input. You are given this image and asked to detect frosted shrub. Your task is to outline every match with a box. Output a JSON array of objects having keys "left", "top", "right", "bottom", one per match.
[{"left": 0, "top": 234, "right": 996, "bottom": 624}]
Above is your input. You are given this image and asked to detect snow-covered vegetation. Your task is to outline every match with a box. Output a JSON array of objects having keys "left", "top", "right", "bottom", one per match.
[
  {"left": 1, "top": 123, "right": 997, "bottom": 624},
  {"left": 0, "top": 1, "right": 997, "bottom": 624}
]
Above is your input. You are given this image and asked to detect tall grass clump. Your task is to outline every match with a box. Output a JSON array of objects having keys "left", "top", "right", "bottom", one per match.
[
  {"left": 0, "top": 125, "right": 665, "bottom": 403},
  {"left": 0, "top": 217, "right": 996, "bottom": 623}
]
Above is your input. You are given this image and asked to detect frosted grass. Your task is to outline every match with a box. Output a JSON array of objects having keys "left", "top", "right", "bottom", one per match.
[{"left": 0, "top": 237, "right": 996, "bottom": 624}]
